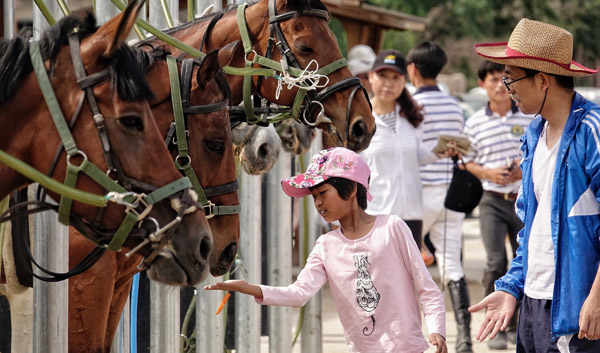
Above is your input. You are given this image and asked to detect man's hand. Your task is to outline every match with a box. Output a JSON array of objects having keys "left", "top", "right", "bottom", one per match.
[
  {"left": 429, "top": 333, "right": 447, "bottom": 353},
  {"left": 579, "top": 290, "right": 600, "bottom": 340},
  {"left": 468, "top": 291, "right": 517, "bottom": 341},
  {"left": 485, "top": 167, "right": 511, "bottom": 185}
]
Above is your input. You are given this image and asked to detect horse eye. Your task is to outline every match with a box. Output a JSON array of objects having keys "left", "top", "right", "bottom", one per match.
[
  {"left": 296, "top": 45, "right": 314, "bottom": 54},
  {"left": 118, "top": 116, "right": 144, "bottom": 132},
  {"left": 206, "top": 140, "right": 224, "bottom": 154}
]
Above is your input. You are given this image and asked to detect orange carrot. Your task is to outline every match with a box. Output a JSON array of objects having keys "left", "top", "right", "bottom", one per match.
[{"left": 216, "top": 292, "right": 231, "bottom": 315}]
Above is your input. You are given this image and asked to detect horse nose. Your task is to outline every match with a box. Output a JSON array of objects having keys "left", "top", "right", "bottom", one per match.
[
  {"left": 198, "top": 231, "right": 213, "bottom": 263},
  {"left": 219, "top": 242, "right": 238, "bottom": 268}
]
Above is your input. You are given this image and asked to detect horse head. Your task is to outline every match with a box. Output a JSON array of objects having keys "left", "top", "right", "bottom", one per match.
[
  {"left": 0, "top": 1, "right": 213, "bottom": 286},
  {"left": 141, "top": 42, "right": 242, "bottom": 276}
]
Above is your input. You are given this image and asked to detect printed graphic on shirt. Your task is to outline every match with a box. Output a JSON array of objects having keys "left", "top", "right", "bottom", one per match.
[
  {"left": 511, "top": 125, "right": 524, "bottom": 137},
  {"left": 353, "top": 253, "right": 380, "bottom": 336}
]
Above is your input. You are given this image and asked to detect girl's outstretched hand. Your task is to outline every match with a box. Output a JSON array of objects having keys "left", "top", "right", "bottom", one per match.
[
  {"left": 429, "top": 333, "right": 447, "bottom": 353},
  {"left": 204, "top": 279, "right": 263, "bottom": 298}
]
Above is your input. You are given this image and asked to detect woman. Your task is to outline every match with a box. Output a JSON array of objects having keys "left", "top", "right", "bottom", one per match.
[{"left": 360, "top": 49, "right": 452, "bottom": 251}]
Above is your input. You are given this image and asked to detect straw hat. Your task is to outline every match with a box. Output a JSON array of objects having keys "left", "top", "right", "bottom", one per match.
[{"left": 475, "top": 18, "right": 598, "bottom": 77}]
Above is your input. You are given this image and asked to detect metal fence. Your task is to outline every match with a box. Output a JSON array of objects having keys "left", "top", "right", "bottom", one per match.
[{"left": 2, "top": 0, "right": 324, "bottom": 352}]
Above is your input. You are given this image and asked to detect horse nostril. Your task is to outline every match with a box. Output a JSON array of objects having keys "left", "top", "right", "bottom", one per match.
[
  {"left": 199, "top": 234, "right": 213, "bottom": 260},
  {"left": 351, "top": 119, "right": 366, "bottom": 142},
  {"left": 258, "top": 143, "right": 270, "bottom": 158},
  {"left": 222, "top": 243, "right": 237, "bottom": 263}
]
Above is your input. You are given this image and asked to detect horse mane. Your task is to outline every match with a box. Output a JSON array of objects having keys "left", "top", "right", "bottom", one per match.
[
  {"left": 0, "top": 13, "right": 154, "bottom": 103},
  {"left": 158, "top": 0, "right": 329, "bottom": 38}
]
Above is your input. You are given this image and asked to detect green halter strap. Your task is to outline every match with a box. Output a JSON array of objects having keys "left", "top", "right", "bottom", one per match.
[
  {"left": 167, "top": 56, "right": 241, "bottom": 218},
  {"left": 26, "top": 40, "right": 193, "bottom": 251}
]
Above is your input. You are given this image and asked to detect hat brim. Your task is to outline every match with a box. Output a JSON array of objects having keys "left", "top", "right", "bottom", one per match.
[
  {"left": 373, "top": 65, "right": 406, "bottom": 76},
  {"left": 475, "top": 42, "right": 598, "bottom": 77},
  {"left": 280, "top": 174, "right": 330, "bottom": 198}
]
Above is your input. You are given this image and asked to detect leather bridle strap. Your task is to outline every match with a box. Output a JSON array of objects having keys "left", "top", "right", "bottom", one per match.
[{"left": 166, "top": 56, "right": 240, "bottom": 218}]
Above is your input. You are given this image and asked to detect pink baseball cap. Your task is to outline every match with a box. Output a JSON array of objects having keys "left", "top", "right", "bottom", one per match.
[{"left": 281, "top": 147, "right": 372, "bottom": 201}]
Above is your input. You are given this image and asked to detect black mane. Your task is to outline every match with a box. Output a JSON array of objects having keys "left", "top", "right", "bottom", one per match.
[
  {"left": 158, "top": 0, "right": 329, "bottom": 39},
  {"left": 0, "top": 12, "right": 154, "bottom": 103}
]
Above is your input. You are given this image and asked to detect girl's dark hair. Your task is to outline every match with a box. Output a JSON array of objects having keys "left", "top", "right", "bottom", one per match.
[
  {"left": 397, "top": 89, "right": 424, "bottom": 128},
  {"left": 321, "top": 177, "right": 368, "bottom": 210}
]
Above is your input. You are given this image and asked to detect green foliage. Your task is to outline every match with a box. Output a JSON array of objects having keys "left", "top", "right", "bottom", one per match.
[{"left": 328, "top": 17, "right": 348, "bottom": 56}]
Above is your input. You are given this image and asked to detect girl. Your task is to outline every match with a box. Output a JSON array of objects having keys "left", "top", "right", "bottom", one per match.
[{"left": 205, "top": 147, "right": 447, "bottom": 353}]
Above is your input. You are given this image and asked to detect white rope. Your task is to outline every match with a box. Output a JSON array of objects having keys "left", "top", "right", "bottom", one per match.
[{"left": 275, "top": 59, "right": 329, "bottom": 100}]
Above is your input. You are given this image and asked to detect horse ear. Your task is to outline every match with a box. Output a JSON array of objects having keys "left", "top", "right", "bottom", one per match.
[
  {"left": 217, "top": 40, "right": 243, "bottom": 68},
  {"left": 80, "top": 0, "right": 145, "bottom": 62},
  {"left": 196, "top": 50, "right": 220, "bottom": 88}
]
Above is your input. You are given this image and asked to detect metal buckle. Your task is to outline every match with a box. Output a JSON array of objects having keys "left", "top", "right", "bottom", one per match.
[{"left": 203, "top": 200, "right": 217, "bottom": 220}]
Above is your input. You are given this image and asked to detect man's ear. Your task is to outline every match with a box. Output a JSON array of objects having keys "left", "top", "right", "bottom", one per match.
[
  {"left": 477, "top": 78, "right": 484, "bottom": 88},
  {"left": 537, "top": 72, "right": 551, "bottom": 92}
]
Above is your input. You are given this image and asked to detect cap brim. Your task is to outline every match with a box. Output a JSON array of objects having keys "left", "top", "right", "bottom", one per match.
[
  {"left": 280, "top": 174, "right": 329, "bottom": 198},
  {"left": 373, "top": 65, "right": 406, "bottom": 75},
  {"left": 474, "top": 42, "right": 598, "bottom": 77}
]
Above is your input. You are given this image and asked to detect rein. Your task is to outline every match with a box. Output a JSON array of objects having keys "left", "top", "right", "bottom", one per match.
[
  {"left": 163, "top": 55, "right": 241, "bottom": 220},
  {"left": 0, "top": 34, "right": 198, "bottom": 281}
]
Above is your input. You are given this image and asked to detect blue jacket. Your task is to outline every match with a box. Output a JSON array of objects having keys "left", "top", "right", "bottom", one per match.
[{"left": 495, "top": 92, "right": 600, "bottom": 340}]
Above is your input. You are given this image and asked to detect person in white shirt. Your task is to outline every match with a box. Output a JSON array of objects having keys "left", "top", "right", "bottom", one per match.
[
  {"left": 407, "top": 41, "right": 472, "bottom": 353},
  {"left": 359, "top": 49, "right": 453, "bottom": 251}
]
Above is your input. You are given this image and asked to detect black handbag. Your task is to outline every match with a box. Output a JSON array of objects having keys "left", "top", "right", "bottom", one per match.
[{"left": 444, "top": 157, "right": 483, "bottom": 213}]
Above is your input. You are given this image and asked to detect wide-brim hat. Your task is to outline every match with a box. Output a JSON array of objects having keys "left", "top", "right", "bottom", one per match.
[
  {"left": 475, "top": 18, "right": 598, "bottom": 77},
  {"left": 281, "top": 147, "right": 372, "bottom": 202}
]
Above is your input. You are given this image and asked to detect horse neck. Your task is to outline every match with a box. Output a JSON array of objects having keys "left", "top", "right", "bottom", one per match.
[{"left": 157, "top": 3, "right": 269, "bottom": 104}]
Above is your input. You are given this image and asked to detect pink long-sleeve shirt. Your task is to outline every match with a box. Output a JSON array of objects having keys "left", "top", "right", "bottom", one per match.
[{"left": 256, "top": 215, "right": 446, "bottom": 353}]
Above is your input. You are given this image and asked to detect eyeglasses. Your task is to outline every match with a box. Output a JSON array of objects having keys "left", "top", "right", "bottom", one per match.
[{"left": 502, "top": 75, "right": 529, "bottom": 91}]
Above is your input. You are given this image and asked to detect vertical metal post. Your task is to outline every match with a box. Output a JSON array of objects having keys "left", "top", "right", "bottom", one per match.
[
  {"left": 234, "top": 172, "right": 262, "bottom": 353},
  {"left": 32, "top": 189, "right": 68, "bottom": 353},
  {"left": 196, "top": 275, "right": 225, "bottom": 353},
  {"left": 196, "top": 0, "right": 222, "bottom": 18},
  {"left": 150, "top": 282, "right": 180, "bottom": 353},
  {"left": 148, "top": 0, "right": 178, "bottom": 30},
  {"left": 95, "top": 0, "right": 119, "bottom": 25},
  {"left": 266, "top": 153, "right": 293, "bottom": 353},
  {"left": 3, "top": 0, "right": 15, "bottom": 38},
  {"left": 32, "top": 0, "right": 62, "bottom": 38},
  {"left": 301, "top": 132, "right": 323, "bottom": 353},
  {"left": 110, "top": 297, "right": 130, "bottom": 353}
]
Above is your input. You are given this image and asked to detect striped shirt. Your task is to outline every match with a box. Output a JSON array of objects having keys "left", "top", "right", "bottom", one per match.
[
  {"left": 463, "top": 102, "right": 534, "bottom": 193},
  {"left": 414, "top": 86, "right": 464, "bottom": 185}
]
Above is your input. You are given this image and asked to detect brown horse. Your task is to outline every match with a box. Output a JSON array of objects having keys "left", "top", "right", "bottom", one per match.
[
  {"left": 154, "top": 0, "right": 375, "bottom": 152},
  {"left": 0, "top": 1, "right": 213, "bottom": 286},
  {"left": 65, "top": 44, "right": 240, "bottom": 352}
]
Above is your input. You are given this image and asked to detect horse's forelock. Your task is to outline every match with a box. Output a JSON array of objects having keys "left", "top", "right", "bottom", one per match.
[
  {"left": 288, "top": 0, "right": 328, "bottom": 15},
  {"left": 110, "top": 44, "right": 156, "bottom": 102}
]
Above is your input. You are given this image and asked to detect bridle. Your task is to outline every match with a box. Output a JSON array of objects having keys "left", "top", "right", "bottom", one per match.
[
  {"left": 227, "top": 0, "right": 371, "bottom": 143},
  {"left": 162, "top": 55, "right": 241, "bottom": 221},
  {"left": 2, "top": 32, "right": 199, "bottom": 281}
]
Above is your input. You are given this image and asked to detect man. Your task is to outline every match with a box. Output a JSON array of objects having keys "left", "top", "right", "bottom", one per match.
[
  {"left": 407, "top": 42, "right": 471, "bottom": 353},
  {"left": 347, "top": 44, "right": 376, "bottom": 96},
  {"left": 469, "top": 18, "right": 600, "bottom": 351},
  {"left": 463, "top": 60, "right": 534, "bottom": 349}
]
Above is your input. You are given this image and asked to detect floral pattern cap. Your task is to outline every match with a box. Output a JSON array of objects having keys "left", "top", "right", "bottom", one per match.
[{"left": 281, "top": 147, "right": 372, "bottom": 201}]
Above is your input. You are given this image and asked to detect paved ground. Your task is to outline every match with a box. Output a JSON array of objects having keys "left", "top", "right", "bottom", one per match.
[{"left": 259, "top": 215, "right": 517, "bottom": 352}]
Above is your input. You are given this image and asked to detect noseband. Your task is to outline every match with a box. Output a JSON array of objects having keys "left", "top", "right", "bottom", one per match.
[
  {"left": 229, "top": 0, "right": 371, "bottom": 143},
  {"left": 163, "top": 55, "right": 241, "bottom": 220}
]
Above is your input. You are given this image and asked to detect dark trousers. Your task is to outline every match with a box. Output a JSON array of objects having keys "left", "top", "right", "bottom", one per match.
[
  {"left": 517, "top": 295, "right": 600, "bottom": 352},
  {"left": 403, "top": 219, "right": 422, "bottom": 249},
  {"left": 479, "top": 191, "right": 522, "bottom": 295}
]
